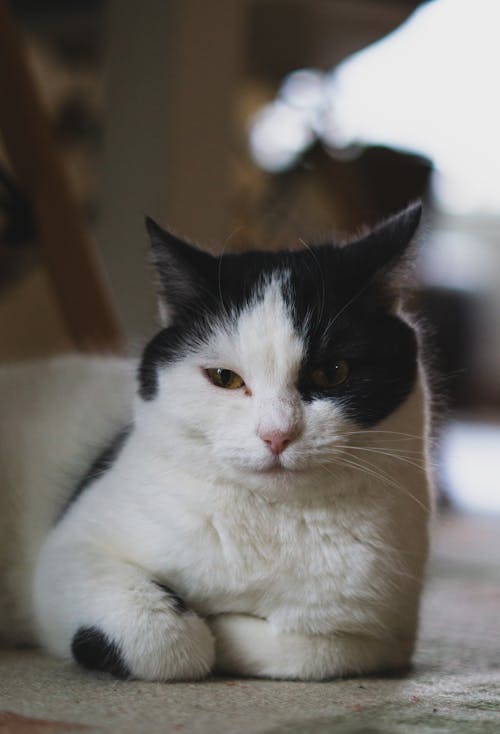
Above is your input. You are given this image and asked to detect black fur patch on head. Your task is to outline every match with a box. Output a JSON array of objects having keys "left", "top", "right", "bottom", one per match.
[
  {"left": 71, "top": 626, "right": 130, "bottom": 679},
  {"left": 296, "top": 306, "right": 418, "bottom": 427},
  {"left": 140, "top": 204, "right": 421, "bottom": 426}
]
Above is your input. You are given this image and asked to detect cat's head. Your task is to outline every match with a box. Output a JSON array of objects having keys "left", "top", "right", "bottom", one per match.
[{"left": 136, "top": 204, "right": 422, "bottom": 498}]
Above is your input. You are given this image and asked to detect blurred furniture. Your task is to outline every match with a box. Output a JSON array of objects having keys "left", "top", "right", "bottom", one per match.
[{"left": 0, "top": 0, "right": 124, "bottom": 354}]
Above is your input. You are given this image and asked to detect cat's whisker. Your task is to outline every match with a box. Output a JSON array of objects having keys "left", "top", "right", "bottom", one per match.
[
  {"left": 327, "top": 453, "right": 400, "bottom": 489},
  {"left": 298, "top": 237, "right": 327, "bottom": 327},
  {"left": 347, "top": 455, "right": 429, "bottom": 514},
  {"left": 313, "top": 456, "right": 424, "bottom": 520},
  {"left": 319, "top": 452, "right": 428, "bottom": 514},
  {"left": 330, "top": 445, "right": 428, "bottom": 472},
  {"left": 331, "top": 457, "right": 427, "bottom": 513},
  {"left": 338, "top": 442, "right": 437, "bottom": 471},
  {"left": 340, "top": 429, "right": 423, "bottom": 441},
  {"left": 303, "top": 439, "right": 425, "bottom": 456},
  {"left": 289, "top": 443, "right": 427, "bottom": 469},
  {"left": 326, "top": 270, "right": 377, "bottom": 332}
]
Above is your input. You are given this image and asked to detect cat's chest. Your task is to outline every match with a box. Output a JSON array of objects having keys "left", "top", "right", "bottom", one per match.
[{"left": 149, "top": 495, "right": 374, "bottom": 631}]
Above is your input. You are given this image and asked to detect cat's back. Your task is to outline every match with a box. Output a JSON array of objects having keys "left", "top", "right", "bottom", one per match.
[{"left": 0, "top": 355, "right": 134, "bottom": 644}]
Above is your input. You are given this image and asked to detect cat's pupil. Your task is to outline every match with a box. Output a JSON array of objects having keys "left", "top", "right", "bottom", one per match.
[
  {"left": 205, "top": 368, "right": 244, "bottom": 389},
  {"left": 328, "top": 364, "right": 341, "bottom": 379},
  {"left": 310, "top": 360, "right": 349, "bottom": 389},
  {"left": 218, "top": 369, "right": 231, "bottom": 386}
]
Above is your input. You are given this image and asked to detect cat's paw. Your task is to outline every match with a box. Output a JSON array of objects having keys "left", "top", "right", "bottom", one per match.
[
  {"left": 208, "top": 613, "right": 274, "bottom": 677},
  {"left": 208, "top": 613, "right": 412, "bottom": 680},
  {"left": 71, "top": 585, "right": 214, "bottom": 681}
]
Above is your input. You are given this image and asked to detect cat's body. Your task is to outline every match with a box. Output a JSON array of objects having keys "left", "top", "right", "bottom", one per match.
[{"left": 0, "top": 204, "right": 432, "bottom": 680}]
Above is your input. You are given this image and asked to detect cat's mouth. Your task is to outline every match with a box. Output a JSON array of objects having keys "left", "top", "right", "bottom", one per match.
[
  {"left": 255, "top": 456, "right": 303, "bottom": 475},
  {"left": 223, "top": 450, "right": 308, "bottom": 477}
]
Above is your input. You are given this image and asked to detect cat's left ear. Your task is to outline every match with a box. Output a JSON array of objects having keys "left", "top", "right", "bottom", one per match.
[
  {"left": 145, "top": 217, "right": 217, "bottom": 324},
  {"left": 347, "top": 202, "right": 422, "bottom": 284}
]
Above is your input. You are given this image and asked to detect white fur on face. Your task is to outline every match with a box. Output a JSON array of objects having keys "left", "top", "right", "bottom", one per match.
[{"left": 142, "top": 276, "right": 355, "bottom": 496}]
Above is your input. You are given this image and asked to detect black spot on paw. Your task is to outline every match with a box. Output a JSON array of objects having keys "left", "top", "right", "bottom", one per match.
[
  {"left": 154, "top": 581, "right": 189, "bottom": 614},
  {"left": 71, "top": 626, "right": 130, "bottom": 679}
]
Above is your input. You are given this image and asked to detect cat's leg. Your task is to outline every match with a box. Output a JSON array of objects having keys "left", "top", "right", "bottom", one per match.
[
  {"left": 208, "top": 614, "right": 412, "bottom": 680},
  {"left": 33, "top": 538, "right": 214, "bottom": 681}
]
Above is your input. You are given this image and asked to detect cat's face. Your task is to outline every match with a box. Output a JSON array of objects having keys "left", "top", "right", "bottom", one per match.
[{"left": 137, "top": 205, "right": 421, "bottom": 497}]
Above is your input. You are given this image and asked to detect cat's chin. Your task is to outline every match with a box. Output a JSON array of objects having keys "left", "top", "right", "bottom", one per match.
[
  {"left": 257, "top": 464, "right": 289, "bottom": 475},
  {"left": 219, "top": 456, "right": 323, "bottom": 501}
]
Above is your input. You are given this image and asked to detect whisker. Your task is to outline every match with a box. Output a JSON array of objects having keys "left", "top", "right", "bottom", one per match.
[
  {"left": 326, "top": 275, "right": 375, "bottom": 332},
  {"left": 332, "top": 445, "right": 428, "bottom": 472},
  {"left": 330, "top": 453, "right": 401, "bottom": 489},
  {"left": 340, "top": 430, "right": 424, "bottom": 441},
  {"left": 343, "top": 452, "right": 429, "bottom": 513},
  {"left": 316, "top": 452, "right": 398, "bottom": 492},
  {"left": 319, "top": 452, "right": 428, "bottom": 514},
  {"left": 290, "top": 442, "right": 426, "bottom": 461},
  {"left": 298, "top": 238, "right": 327, "bottom": 328},
  {"left": 301, "top": 439, "right": 425, "bottom": 456}
]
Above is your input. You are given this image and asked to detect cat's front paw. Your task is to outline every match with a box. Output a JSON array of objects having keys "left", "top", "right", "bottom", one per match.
[
  {"left": 208, "top": 613, "right": 412, "bottom": 680},
  {"left": 71, "top": 585, "right": 214, "bottom": 681},
  {"left": 208, "top": 613, "right": 272, "bottom": 677}
]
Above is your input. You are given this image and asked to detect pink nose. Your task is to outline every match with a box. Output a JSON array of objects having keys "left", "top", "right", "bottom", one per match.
[{"left": 259, "top": 429, "right": 298, "bottom": 455}]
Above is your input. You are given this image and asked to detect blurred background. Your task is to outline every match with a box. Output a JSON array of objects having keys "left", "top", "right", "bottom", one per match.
[{"left": 0, "top": 0, "right": 499, "bottom": 515}]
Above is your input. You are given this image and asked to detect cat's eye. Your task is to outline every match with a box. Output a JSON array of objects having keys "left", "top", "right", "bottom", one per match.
[
  {"left": 311, "top": 361, "right": 349, "bottom": 389},
  {"left": 206, "top": 368, "right": 245, "bottom": 390}
]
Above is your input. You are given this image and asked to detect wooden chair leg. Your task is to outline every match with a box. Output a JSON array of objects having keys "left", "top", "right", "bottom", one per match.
[{"left": 0, "top": 0, "right": 125, "bottom": 354}]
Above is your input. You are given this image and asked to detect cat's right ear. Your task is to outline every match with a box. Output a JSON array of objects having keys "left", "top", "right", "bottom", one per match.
[{"left": 145, "top": 217, "right": 216, "bottom": 324}]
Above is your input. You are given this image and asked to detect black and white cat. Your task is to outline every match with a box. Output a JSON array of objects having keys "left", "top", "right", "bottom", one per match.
[{"left": 0, "top": 203, "right": 431, "bottom": 681}]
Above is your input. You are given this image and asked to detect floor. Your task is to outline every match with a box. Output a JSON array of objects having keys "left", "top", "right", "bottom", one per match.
[{"left": 1, "top": 513, "right": 499, "bottom": 734}]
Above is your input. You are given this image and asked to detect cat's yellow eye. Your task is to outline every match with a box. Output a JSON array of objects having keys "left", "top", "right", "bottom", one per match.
[
  {"left": 311, "top": 360, "right": 349, "bottom": 389},
  {"left": 206, "top": 368, "right": 245, "bottom": 390}
]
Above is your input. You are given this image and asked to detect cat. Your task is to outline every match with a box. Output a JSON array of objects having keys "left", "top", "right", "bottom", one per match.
[{"left": 0, "top": 202, "right": 432, "bottom": 681}]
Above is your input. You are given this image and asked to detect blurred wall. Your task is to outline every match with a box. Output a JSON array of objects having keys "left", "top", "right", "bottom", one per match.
[{"left": 96, "top": 0, "right": 245, "bottom": 349}]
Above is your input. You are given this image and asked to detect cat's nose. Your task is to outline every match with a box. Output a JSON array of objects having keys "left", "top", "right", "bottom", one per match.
[{"left": 259, "top": 428, "right": 298, "bottom": 455}]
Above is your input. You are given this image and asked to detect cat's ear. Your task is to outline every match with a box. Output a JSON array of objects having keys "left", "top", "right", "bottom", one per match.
[
  {"left": 145, "top": 217, "right": 216, "bottom": 324},
  {"left": 346, "top": 202, "right": 422, "bottom": 283}
]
